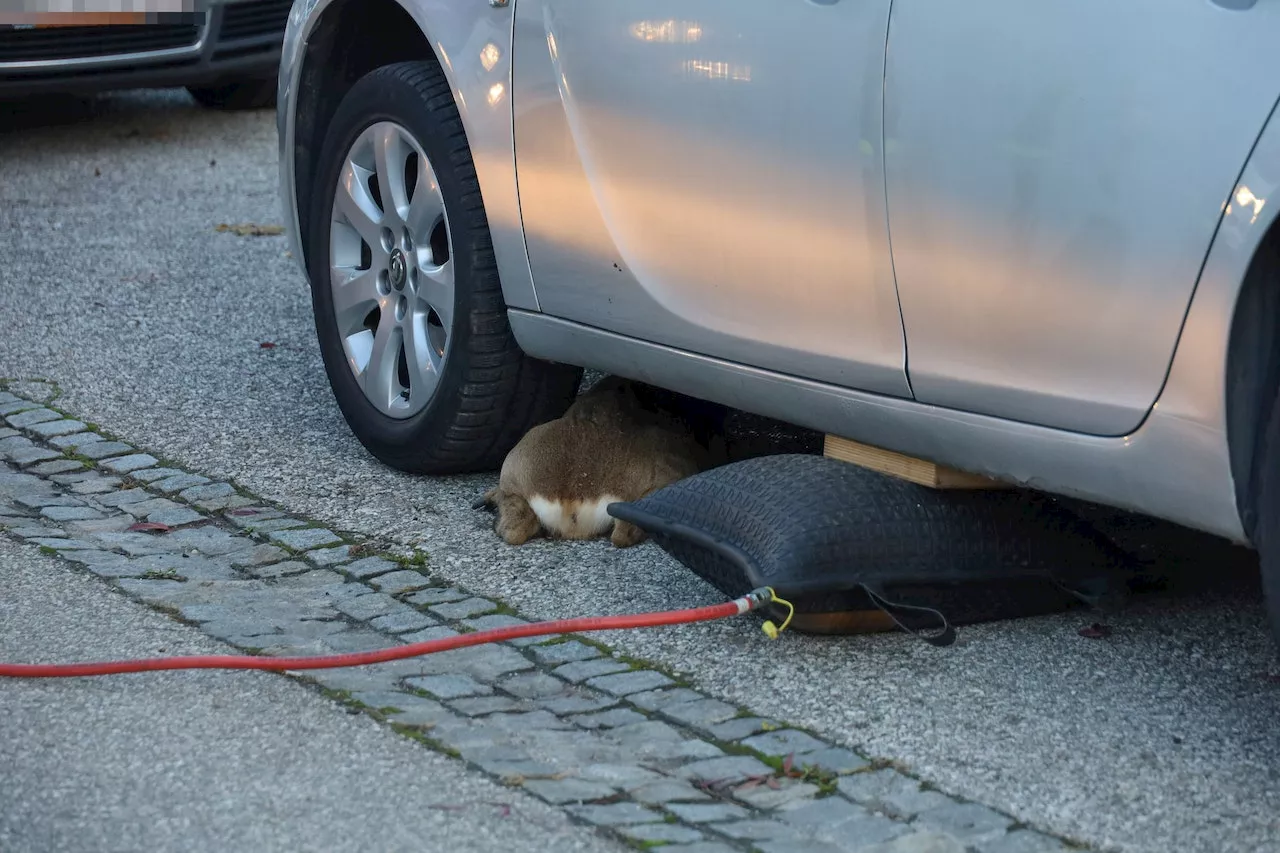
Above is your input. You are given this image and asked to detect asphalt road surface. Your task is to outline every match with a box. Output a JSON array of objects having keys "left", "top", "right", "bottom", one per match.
[{"left": 1, "top": 89, "right": 1279, "bottom": 853}]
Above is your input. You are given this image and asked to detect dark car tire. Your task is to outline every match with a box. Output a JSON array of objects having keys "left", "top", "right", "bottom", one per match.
[
  {"left": 186, "top": 77, "right": 277, "bottom": 110},
  {"left": 1254, "top": 391, "right": 1280, "bottom": 653},
  {"left": 305, "top": 60, "right": 581, "bottom": 475}
]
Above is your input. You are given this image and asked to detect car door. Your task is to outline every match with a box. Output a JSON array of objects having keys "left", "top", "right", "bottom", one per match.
[
  {"left": 510, "top": 0, "right": 910, "bottom": 397},
  {"left": 883, "top": 0, "right": 1280, "bottom": 435}
]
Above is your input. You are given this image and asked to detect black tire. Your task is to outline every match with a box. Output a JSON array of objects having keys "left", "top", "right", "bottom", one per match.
[
  {"left": 1253, "top": 392, "right": 1280, "bottom": 651},
  {"left": 306, "top": 60, "right": 581, "bottom": 475},
  {"left": 186, "top": 77, "right": 277, "bottom": 110}
]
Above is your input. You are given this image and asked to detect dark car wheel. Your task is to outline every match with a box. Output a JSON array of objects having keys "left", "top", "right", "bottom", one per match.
[
  {"left": 305, "top": 60, "right": 581, "bottom": 475},
  {"left": 186, "top": 77, "right": 277, "bottom": 110}
]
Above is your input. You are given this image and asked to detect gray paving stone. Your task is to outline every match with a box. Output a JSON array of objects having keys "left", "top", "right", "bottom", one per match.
[
  {"left": 47, "top": 470, "right": 93, "bottom": 484},
  {"left": 911, "top": 801, "right": 1012, "bottom": 844},
  {"left": 370, "top": 609, "right": 436, "bottom": 634},
  {"left": 659, "top": 698, "right": 741, "bottom": 730},
  {"left": 268, "top": 526, "right": 343, "bottom": 550},
  {"left": 629, "top": 779, "right": 712, "bottom": 805},
  {"left": 56, "top": 549, "right": 129, "bottom": 568},
  {"left": 576, "top": 764, "right": 664, "bottom": 788},
  {"left": 275, "top": 569, "right": 347, "bottom": 589},
  {"left": 429, "top": 596, "right": 498, "bottom": 620},
  {"left": 481, "top": 709, "right": 575, "bottom": 732},
  {"left": 192, "top": 493, "right": 254, "bottom": 512},
  {"left": 78, "top": 440, "right": 134, "bottom": 460},
  {"left": 779, "top": 797, "right": 908, "bottom": 846},
  {"left": 242, "top": 517, "right": 309, "bottom": 534},
  {"left": 169, "top": 527, "right": 255, "bottom": 557},
  {"left": 227, "top": 543, "right": 289, "bottom": 566},
  {"left": 711, "top": 818, "right": 805, "bottom": 842},
  {"left": 382, "top": 700, "right": 459, "bottom": 729},
  {"left": 0, "top": 434, "right": 34, "bottom": 452},
  {"left": 101, "top": 453, "right": 158, "bottom": 473},
  {"left": 566, "top": 802, "right": 660, "bottom": 827},
  {"left": 367, "top": 569, "right": 431, "bottom": 595},
  {"left": 179, "top": 481, "right": 239, "bottom": 502},
  {"left": 666, "top": 802, "right": 750, "bottom": 823},
  {"left": 152, "top": 473, "right": 211, "bottom": 494},
  {"left": 0, "top": 401, "right": 38, "bottom": 416},
  {"left": 538, "top": 691, "right": 619, "bottom": 716},
  {"left": 146, "top": 507, "right": 207, "bottom": 527},
  {"left": 95, "top": 488, "right": 153, "bottom": 507},
  {"left": 120, "top": 497, "right": 181, "bottom": 518},
  {"left": 401, "top": 587, "right": 468, "bottom": 606},
  {"left": 408, "top": 643, "right": 534, "bottom": 681},
  {"left": 400, "top": 625, "right": 460, "bottom": 644},
  {"left": 734, "top": 778, "right": 822, "bottom": 810},
  {"left": 977, "top": 830, "right": 1074, "bottom": 853},
  {"left": 741, "top": 729, "right": 830, "bottom": 757},
  {"left": 49, "top": 432, "right": 103, "bottom": 449},
  {"left": 521, "top": 777, "right": 618, "bottom": 805},
  {"left": 570, "top": 707, "right": 647, "bottom": 729},
  {"left": 307, "top": 545, "right": 353, "bottom": 566},
  {"left": 335, "top": 592, "right": 406, "bottom": 621},
  {"left": 839, "top": 769, "right": 947, "bottom": 818},
  {"left": 6, "top": 408, "right": 61, "bottom": 427},
  {"left": 553, "top": 658, "right": 631, "bottom": 684},
  {"left": 498, "top": 671, "right": 570, "bottom": 699},
  {"left": 41, "top": 505, "right": 103, "bottom": 521},
  {"left": 0, "top": 428, "right": 16, "bottom": 440},
  {"left": 68, "top": 475, "right": 123, "bottom": 494},
  {"left": 754, "top": 841, "right": 849, "bottom": 853},
  {"left": 586, "top": 669, "right": 674, "bottom": 696},
  {"left": 448, "top": 695, "right": 526, "bottom": 716},
  {"left": 676, "top": 755, "right": 774, "bottom": 783},
  {"left": 861, "top": 831, "right": 968, "bottom": 853},
  {"left": 244, "top": 560, "right": 310, "bottom": 579},
  {"left": 28, "top": 419, "right": 87, "bottom": 437},
  {"left": 705, "top": 717, "right": 778, "bottom": 741},
  {"left": 405, "top": 674, "right": 492, "bottom": 699},
  {"left": 315, "top": 629, "right": 393, "bottom": 654},
  {"left": 10, "top": 447, "right": 60, "bottom": 466},
  {"left": 529, "top": 639, "right": 602, "bottom": 665},
  {"left": 28, "top": 459, "right": 84, "bottom": 476},
  {"left": 619, "top": 823, "right": 705, "bottom": 845},
  {"left": 630, "top": 687, "right": 707, "bottom": 711},
  {"left": 222, "top": 507, "right": 283, "bottom": 528},
  {"left": 462, "top": 614, "right": 543, "bottom": 646},
  {"left": 128, "top": 467, "right": 186, "bottom": 483},
  {"left": 791, "top": 746, "right": 871, "bottom": 775},
  {"left": 344, "top": 555, "right": 397, "bottom": 579},
  {"left": 15, "top": 493, "right": 83, "bottom": 509},
  {"left": 28, "top": 537, "right": 98, "bottom": 551}
]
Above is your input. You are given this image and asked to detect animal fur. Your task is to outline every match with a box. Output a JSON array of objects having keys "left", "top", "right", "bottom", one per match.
[{"left": 476, "top": 377, "right": 723, "bottom": 547}]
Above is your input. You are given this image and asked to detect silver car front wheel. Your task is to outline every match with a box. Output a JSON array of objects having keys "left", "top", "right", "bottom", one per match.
[
  {"left": 305, "top": 61, "right": 581, "bottom": 475},
  {"left": 329, "top": 121, "right": 453, "bottom": 419}
]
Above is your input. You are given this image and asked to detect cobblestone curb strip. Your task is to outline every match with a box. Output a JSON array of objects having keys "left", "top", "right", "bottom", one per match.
[{"left": 0, "top": 387, "right": 1088, "bottom": 853}]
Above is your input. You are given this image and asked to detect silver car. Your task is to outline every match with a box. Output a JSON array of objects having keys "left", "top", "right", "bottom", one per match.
[{"left": 277, "top": 0, "right": 1280, "bottom": 646}]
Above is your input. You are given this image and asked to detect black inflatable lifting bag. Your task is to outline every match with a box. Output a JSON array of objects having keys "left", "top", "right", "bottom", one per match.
[{"left": 607, "top": 454, "right": 1131, "bottom": 645}]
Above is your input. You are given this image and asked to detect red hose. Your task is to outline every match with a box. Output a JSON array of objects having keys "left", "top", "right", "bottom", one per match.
[{"left": 0, "top": 588, "right": 774, "bottom": 679}]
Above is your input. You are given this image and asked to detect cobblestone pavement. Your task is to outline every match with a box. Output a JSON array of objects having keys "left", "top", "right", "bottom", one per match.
[
  {"left": 2, "top": 89, "right": 1280, "bottom": 853},
  {"left": 0, "top": 388, "right": 1072, "bottom": 853}
]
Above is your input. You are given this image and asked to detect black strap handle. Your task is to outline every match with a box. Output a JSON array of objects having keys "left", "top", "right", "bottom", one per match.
[{"left": 862, "top": 586, "right": 956, "bottom": 647}]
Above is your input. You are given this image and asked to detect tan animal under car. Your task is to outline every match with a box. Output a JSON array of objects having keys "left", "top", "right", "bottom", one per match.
[{"left": 476, "top": 377, "right": 714, "bottom": 547}]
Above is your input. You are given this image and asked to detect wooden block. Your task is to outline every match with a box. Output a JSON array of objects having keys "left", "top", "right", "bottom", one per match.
[{"left": 823, "top": 434, "right": 1008, "bottom": 490}]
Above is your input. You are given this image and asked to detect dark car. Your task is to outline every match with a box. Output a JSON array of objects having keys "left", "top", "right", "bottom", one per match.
[{"left": 0, "top": 0, "right": 293, "bottom": 109}]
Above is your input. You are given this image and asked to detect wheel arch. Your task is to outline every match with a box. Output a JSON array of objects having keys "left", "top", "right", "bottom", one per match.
[
  {"left": 278, "top": 0, "right": 539, "bottom": 312},
  {"left": 1227, "top": 215, "right": 1280, "bottom": 543}
]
